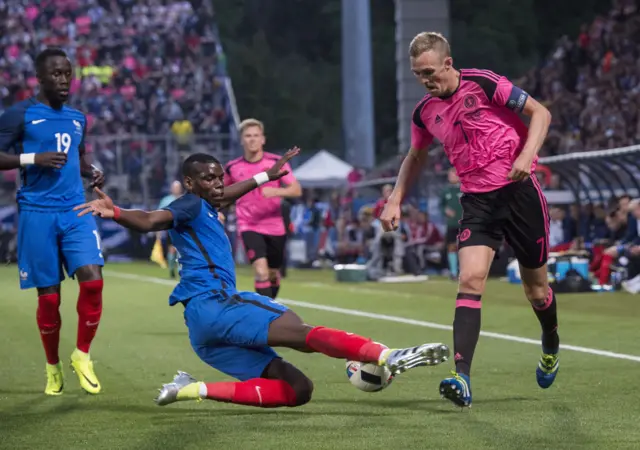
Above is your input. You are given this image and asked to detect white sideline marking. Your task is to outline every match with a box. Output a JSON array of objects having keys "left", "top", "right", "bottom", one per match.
[
  {"left": 302, "top": 282, "right": 416, "bottom": 298},
  {"left": 104, "top": 270, "right": 640, "bottom": 363}
]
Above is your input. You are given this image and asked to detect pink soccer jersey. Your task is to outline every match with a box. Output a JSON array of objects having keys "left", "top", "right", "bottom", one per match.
[
  {"left": 224, "top": 152, "right": 296, "bottom": 235},
  {"left": 411, "top": 68, "right": 533, "bottom": 193}
]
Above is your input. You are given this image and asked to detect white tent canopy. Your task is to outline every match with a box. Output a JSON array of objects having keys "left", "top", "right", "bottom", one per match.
[{"left": 293, "top": 150, "right": 353, "bottom": 188}]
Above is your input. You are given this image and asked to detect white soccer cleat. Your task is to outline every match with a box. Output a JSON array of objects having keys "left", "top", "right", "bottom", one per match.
[{"left": 380, "top": 343, "right": 450, "bottom": 375}]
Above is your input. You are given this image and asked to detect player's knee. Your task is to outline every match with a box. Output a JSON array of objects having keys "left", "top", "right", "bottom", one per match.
[
  {"left": 76, "top": 265, "right": 103, "bottom": 284},
  {"left": 37, "top": 292, "right": 61, "bottom": 311},
  {"left": 37, "top": 293, "right": 61, "bottom": 328},
  {"left": 79, "top": 279, "right": 104, "bottom": 307},
  {"left": 523, "top": 276, "right": 548, "bottom": 303},
  {"left": 291, "top": 375, "right": 314, "bottom": 406},
  {"left": 458, "top": 270, "right": 485, "bottom": 294}
]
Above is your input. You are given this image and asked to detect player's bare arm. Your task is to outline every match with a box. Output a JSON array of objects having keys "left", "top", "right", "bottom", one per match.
[
  {"left": 74, "top": 188, "right": 174, "bottom": 232},
  {"left": 216, "top": 146, "right": 300, "bottom": 208},
  {"left": 261, "top": 180, "right": 302, "bottom": 199},
  {"left": 380, "top": 146, "right": 428, "bottom": 231},
  {"left": 508, "top": 96, "right": 552, "bottom": 181}
]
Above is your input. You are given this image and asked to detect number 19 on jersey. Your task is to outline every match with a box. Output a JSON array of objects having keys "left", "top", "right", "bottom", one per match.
[{"left": 55, "top": 133, "right": 72, "bottom": 153}]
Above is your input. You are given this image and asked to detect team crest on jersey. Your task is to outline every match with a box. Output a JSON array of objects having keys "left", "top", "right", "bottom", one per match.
[{"left": 463, "top": 95, "right": 476, "bottom": 109}]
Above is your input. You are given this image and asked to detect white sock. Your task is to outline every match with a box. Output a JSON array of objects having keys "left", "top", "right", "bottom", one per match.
[
  {"left": 629, "top": 275, "right": 640, "bottom": 293},
  {"left": 198, "top": 382, "right": 207, "bottom": 398}
]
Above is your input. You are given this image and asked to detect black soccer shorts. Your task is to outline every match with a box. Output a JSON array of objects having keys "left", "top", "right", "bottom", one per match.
[
  {"left": 241, "top": 231, "right": 287, "bottom": 269},
  {"left": 457, "top": 176, "right": 550, "bottom": 269}
]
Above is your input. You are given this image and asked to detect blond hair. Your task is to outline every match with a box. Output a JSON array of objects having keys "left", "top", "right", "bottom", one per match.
[
  {"left": 238, "top": 118, "right": 265, "bottom": 135},
  {"left": 409, "top": 32, "right": 450, "bottom": 58}
]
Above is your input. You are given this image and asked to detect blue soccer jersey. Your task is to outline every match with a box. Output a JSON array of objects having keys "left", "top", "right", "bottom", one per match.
[
  {"left": 0, "top": 98, "right": 86, "bottom": 211},
  {"left": 165, "top": 193, "right": 236, "bottom": 304},
  {"left": 0, "top": 98, "right": 103, "bottom": 289}
]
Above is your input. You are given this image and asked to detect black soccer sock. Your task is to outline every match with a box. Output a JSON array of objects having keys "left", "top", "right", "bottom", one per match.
[
  {"left": 532, "top": 287, "right": 559, "bottom": 353},
  {"left": 453, "top": 293, "right": 482, "bottom": 376},
  {"left": 255, "top": 280, "right": 272, "bottom": 298},
  {"left": 271, "top": 273, "right": 281, "bottom": 299}
]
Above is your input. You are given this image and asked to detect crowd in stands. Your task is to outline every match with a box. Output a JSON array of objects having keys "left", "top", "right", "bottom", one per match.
[
  {"left": 519, "top": 0, "right": 640, "bottom": 156},
  {"left": 0, "top": 0, "right": 234, "bottom": 203},
  {"left": 276, "top": 186, "right": 447, "bottom": 277},
  {"left": 547, "top": 195, "right": 640, "bottom": 293}
]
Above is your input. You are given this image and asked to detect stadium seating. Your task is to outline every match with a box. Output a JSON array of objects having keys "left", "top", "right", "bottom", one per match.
[
  {"left": 1, "top": 0, "right": 231, "bottom": 135},
  {"left": 519, "top": 0, "right": 640, "bottom": 156},
  {"left": 0, "top": 0, "right": 236, "bottom": 204}
]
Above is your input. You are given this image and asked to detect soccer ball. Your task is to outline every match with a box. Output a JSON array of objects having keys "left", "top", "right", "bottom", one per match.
[{"left": 345, "top": 360, "right": 394, "bottom": 392}]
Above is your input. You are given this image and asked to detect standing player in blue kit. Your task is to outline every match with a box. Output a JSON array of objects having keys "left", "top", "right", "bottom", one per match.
[{"left": 0, "top": 48, "right": 106, "bottom": 396}]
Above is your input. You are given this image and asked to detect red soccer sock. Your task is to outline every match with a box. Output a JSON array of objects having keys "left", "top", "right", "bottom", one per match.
[
  {"left": 304, "top": 326, "right": 386, "bottom": 363},
  {"left": 76, "top": 279, "right": 103, "bottom": 353},
  {"left": 599, "top": 254, "right": 613, "bottom": 285},
  {"left": 37, "top": 293, "right": 62, "bottom": 365},
  {"left": 204, "top": 378, "right": 298, "bottom": 408}
]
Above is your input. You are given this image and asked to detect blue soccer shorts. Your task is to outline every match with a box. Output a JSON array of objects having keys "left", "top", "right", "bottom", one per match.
[
  {"left": 184, "top": 289, "right": 289, "bottom": 381},
  {"left": 17, "top": 208, "right": 104, "bottom": 289}
]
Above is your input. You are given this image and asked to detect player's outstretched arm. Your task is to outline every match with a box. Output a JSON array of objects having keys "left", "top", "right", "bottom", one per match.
[
  {"left": 379, "top": 147, "right": 428, "bottom": 231},
  {"left": 215, "top": 146, "right": 300, "bottom": 208},
  {"left": 74, "top": 188, "right": 174, "bottom": 232}
]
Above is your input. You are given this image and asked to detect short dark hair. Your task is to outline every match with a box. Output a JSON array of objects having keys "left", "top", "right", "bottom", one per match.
[
  {"left": 618, "top": 194, "right": 632, "bottom": 202},
  {"left": 182, "top": 153, "right": 221, "bottom": 177},
  {"left": 35, "top": 47, "right": 68, "bottom": 76}
]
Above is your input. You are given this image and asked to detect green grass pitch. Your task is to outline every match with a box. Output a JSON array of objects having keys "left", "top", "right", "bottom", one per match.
[{"left": 0, "top": 263, "right": 639, "bottom": 450}]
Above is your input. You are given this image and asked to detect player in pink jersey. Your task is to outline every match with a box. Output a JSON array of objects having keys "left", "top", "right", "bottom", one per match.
[
  {"left": 225, "top": 118, "right": 302, "bottom": 298},
  {"left": 380, "top": 32, "right": 559, "bottom": 408}
]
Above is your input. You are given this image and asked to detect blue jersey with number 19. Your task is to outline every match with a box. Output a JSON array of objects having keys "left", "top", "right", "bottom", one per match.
[{"left": 0, "top": 97, "right": 86, "bottom": 211}]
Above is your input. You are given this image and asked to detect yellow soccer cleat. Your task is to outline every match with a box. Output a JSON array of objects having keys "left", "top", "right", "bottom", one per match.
[
  {"left": 70, "top": 349, "right": 101, "bottom": 394},
  {"left": 44, "top": 362, "right": 64, "bottom": 396}
]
